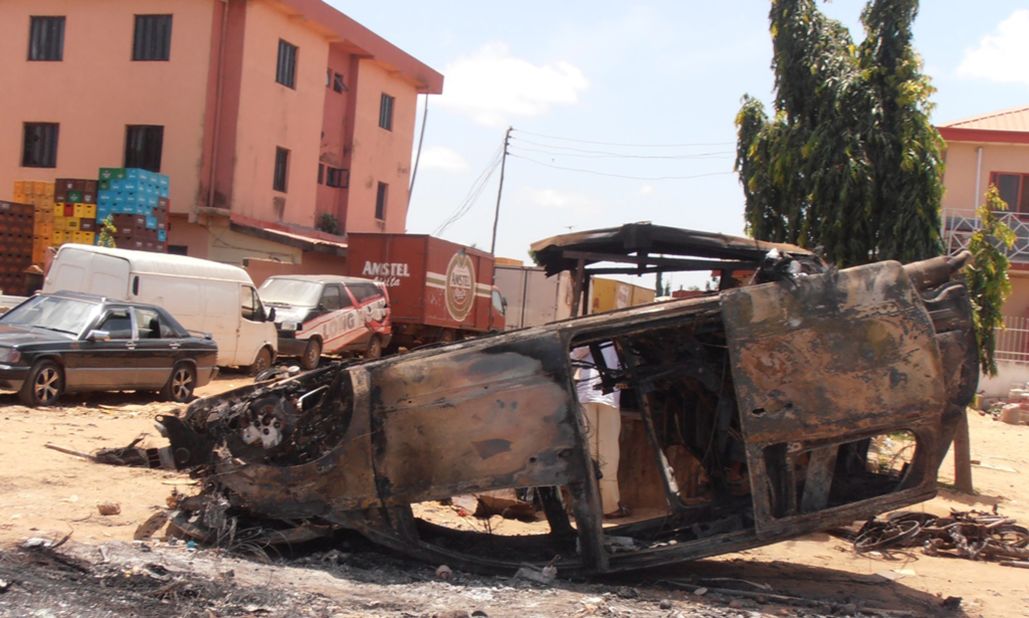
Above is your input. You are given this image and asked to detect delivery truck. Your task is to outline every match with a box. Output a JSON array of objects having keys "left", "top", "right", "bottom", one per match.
[{"left": 345, "top": 234, "right": 505, "bottom": 349}]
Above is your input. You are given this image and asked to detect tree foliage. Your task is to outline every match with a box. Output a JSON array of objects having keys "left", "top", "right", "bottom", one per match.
[
  {"left": 966, "top": 186, "right": 1014, "bottom": 376},
  {"left": 735, "top": 0, "right": 944, "bottom": 267},
  {"left": 97, "top": 215, "right": 117, "bottom": 248}
]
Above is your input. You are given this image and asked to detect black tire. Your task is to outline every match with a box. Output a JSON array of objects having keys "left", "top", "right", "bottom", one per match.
[
  {"left": 161, "top": 363, "right": 196, "bottom": 403},
  {"left": 365, "top": 335, "right": 383, "bottom": 360},
  {"left": 300, "top": 338, "right": 322, "bottom": 371},
  {"left": 19, "top": 360, "right": 64, "bottom": 407},
  {"left": 249, "top": 346, "right": 273, "bottom": 376}
]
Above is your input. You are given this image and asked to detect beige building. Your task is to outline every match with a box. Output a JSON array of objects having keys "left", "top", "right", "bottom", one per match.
[{"left": 939, "top": 105, "right": 1029, "bottom": 388}]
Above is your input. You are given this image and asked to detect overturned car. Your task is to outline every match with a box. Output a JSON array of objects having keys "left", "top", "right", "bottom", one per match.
[{"left": 155, "top": 225, "right": 978, "bottom": 576}]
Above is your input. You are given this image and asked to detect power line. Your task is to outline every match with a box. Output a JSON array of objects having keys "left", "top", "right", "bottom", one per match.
[
  {"left": 433, "top": 145, "right": 504, "bottom": 236},
  {"left": 511, "top": 141, "right": 732, "bottom": 160},
  {"left": 514, "top": 128, "right": 734, "bottom": 148},
  {"left": 509, "top": 153, "right": 734, "bottom": 181}
]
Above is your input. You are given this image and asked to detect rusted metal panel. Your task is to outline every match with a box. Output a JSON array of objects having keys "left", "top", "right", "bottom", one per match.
[
  {"left": 721, "top": 261, "right": 946, "bottom": 445},
  {"left": 368, "top": 334, "right": 587, "bottom": 503}
]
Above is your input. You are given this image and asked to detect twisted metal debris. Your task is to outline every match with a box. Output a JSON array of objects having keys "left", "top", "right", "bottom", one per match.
[{"left": 853, "top": 509, "right": 1029, "bottom": 562}]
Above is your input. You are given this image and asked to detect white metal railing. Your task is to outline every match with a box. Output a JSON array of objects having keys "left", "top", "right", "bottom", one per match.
[
  {"left": 995, "top": 315, "right": 1029, "bottom": 365},
  {"left": 942, "top": 209, "right": 1029, "bottom": 263}
]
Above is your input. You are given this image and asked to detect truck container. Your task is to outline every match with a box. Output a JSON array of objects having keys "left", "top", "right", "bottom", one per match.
[
  {"left": 345, "top": 233, "right": 504, "bottom": 349},
  {"left": 589, "top": 277, "right": 656, "bottom": 314},
  {"left": 494, "top": 264, "right": 573, "bottom": 329}
]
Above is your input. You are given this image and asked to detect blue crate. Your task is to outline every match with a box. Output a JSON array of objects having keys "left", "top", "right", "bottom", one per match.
[
  {"left": 145, "top": 215, "right": 157, "bottom": 229},
  {"left": 157, "top": 229, "right": 167, "bottom": 242}
]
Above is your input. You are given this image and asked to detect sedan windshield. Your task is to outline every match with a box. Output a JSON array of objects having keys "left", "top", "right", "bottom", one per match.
[
  {"left": 0, "top": 296, "right": 98, "bottom": 335},
  {"left": 259, "top": 279, "right": 322, "bottom": 307}
]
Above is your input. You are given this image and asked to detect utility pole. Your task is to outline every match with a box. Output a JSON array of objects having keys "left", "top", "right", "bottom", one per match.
[{"left": 489, "top": 127, "right": 513, "bottom": 256}]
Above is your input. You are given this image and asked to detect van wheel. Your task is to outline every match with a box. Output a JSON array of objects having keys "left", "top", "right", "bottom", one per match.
[
  {"left": 19, "top": 360, "right": 63, "bottom": 407},
  {"left": 365, "top": 335, "right": 383, "bottom": 360},
  {"left": 161, "top": 363, "right": 196, "bottom": 403},
  {"left": 300, "top": 338, "right": 322, "bottom": 371},
  {"left": 249, "top": 347, "right": 273, "bottom": 376}
]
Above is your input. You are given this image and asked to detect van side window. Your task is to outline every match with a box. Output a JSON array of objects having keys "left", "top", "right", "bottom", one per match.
[
  {"left": 320, "top": 285, "right": 342, "bottom": 311},
  {"left": 98, "top": 309, "right": 134, "bottom": 340},
  {"left": 241, "top": 286, "right": 260, "bottom": 321}
]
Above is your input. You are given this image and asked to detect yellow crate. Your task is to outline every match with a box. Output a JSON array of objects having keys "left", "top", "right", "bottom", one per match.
[
  {"left": 13, "top": 181, "right": 27, "bottom": 196},
  {"left": 73, "top": 203, "right": 96, "bottom": 219},
  {"left": 64, "top": 217, "right": 80, "bottom": 231},
  {"left": 12, "top": 191, "right": 27, "bottom": 204},
  {"left": 77, "top": 231, "right": 95, "bottom": 244},
  {"left": 34, "top": 181, "right": 53, "bottom": 196},
  {"left": 51, "top": 230, "right": 65, "bottom": 244}
]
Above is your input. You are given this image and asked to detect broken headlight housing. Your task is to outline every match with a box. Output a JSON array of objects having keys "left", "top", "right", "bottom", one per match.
[{"left": 0, "top": 347, "right": 22, "bottom": 364}]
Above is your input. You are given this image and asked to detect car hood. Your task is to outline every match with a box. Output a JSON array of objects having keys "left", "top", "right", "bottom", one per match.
[
  {"left": 271, "top": 305, "right": 314, "bottom": 325},
  {"left": 0, "top": 324, "right": 75, "bottom": 347}
]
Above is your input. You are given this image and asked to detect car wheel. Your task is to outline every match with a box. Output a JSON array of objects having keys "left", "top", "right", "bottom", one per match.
[
  {"left": 162, "top": 363, "right": 197, "bottom": 403},
  {"left": 365, "top": 335, "right": 383, "bottom": 360},
  {"left": 249, "top": 347, "right": 273, "bottom": 376},
  {"left": 300, "top": 338, "right": 322, "bottom": 371},
  {"left": 19, "top": 360, "right": 64, "bottom": 407}
]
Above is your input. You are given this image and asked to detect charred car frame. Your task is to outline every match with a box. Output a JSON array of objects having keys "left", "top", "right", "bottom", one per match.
[{"left": 156, "top": 225, "right": 978, "bottom": 576}]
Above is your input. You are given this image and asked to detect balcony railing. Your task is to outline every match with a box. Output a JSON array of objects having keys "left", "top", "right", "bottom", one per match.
[
  {"left": 995, "top": 315, "right": 1029, "bottom": 365},
  {"left": 943, "top": 208, "right": 1029, "bottom": 264}
]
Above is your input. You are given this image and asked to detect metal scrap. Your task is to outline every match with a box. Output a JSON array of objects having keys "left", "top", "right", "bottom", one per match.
[{"left": 851, "top": 509, "right": 1029, "bottom": 561}]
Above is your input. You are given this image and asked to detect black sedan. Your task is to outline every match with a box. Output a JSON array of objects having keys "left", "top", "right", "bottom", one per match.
[{"left": 0, "top": 291, "right": 218, "bottom": 406}]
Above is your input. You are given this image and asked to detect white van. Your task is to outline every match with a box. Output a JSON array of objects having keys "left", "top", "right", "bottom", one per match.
[{"left": 43, "top": 245, "right": 277, "bottom": 371}]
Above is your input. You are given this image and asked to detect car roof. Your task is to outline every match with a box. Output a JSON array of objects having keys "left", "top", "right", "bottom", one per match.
[
  {"left": 54, "top": 244, "right": 254, "bottom": 283},
  {"left": 264, "top": 274, "right": 383, "bottom": 286}
]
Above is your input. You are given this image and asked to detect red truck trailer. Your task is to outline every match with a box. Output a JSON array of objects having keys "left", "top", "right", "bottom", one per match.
[{"left": 345, "top": 233, "right": 505, "bottom": 350}]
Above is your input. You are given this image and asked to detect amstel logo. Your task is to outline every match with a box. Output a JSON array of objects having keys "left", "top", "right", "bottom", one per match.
[{"left": 445, "top": 252, "right": 475, "bottom": 321}]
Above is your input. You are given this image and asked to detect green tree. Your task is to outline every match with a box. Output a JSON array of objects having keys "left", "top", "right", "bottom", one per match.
[
  {"left": 735, "top": 0, "right": 943, "bottom": 267},
  {"left": 966, "top": 186, "right": 1014, "bottom": 376},
  {"left": 97, "top": 215, "right": 117, "bottom": 248}
]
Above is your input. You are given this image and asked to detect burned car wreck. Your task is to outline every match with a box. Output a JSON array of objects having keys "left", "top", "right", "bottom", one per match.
[{"left": 154, "top": 225, "right": 978, "bottom": 576}]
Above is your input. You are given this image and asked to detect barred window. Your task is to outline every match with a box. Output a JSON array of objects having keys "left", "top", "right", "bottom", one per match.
[
  {"left": 133, "top": 15, "right": 172, "bottom": 61},
  {"left": 124, "top": 125, "right": 164, "bottom": 172},
  {"left": 276, "top": 40, "right": 297, "bottom": 88},
  {"left": 28, "top": 16, "right": 65, "bottom": 61},
  {"left": 274, "top": 147, "right": 290, "bottom": 192},
  {"left": 379, "top": 93, "right": 394, "bottom": 130},
  {"left": 22, "top": 123, "right": 59, "bottom": 168},
  {"left": 375, "top": 182, "right": 388, "bottom": 220}
]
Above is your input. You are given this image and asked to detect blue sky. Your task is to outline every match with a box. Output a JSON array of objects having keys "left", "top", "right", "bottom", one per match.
[{"left": 333, "top": 1, "right": 1029, "bottom": 290}]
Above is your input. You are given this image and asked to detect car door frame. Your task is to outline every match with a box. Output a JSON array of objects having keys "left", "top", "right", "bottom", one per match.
[{"left": 66, "top": 304, "right": 142, "bottom": 390}]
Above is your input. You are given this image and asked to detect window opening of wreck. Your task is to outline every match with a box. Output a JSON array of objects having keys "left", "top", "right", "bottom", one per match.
[
  {"left": 410, "top": 313, "right": 763, "bottom": 561},
  {"left": 758, "top": 430, "right": 919, "bottom": 519}
]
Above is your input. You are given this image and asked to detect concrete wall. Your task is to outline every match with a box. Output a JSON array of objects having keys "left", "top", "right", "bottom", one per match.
[
  {"left": 0, "top": 0, "right": 214, "bottom": 213},
  {"left": 230, "top": 0, "right": 327, "bottom": 227},
  {"left": 244, "top": 252, "right": 347, "bottom": 287},
  {"left": 346, "top": 59, "right": 418, "bottom": 233},
  {"left": 942, "top": 141, "right": 1029, "bottom": 214}
]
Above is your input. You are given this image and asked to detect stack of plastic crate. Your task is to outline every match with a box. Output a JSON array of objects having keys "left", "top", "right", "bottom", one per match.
[
  {"left": 53, "top": 178, "right": 100, "bottom": 247},
  {"left": 97, "top": 168, "right": 169, "bottom": 252},
  {"left": 12, "top": 181, "right": 55, "bottom": 264},
  {"left": 0, "top": 200, "right": 36, "bottom": 294}
]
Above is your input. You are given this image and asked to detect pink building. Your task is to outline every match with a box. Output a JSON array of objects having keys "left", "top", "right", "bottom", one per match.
[{"left": 0, "top": 0, "right": 442, "bottom": 267}]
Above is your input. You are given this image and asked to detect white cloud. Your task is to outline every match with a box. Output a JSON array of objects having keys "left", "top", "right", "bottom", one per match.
[
  {"left": 527, "top": 188, "right": 596, "bottom": 215},
  {"left": 956, "top": 10, "right": 1029, "bottom": 85},
  {"left": 639, "top": 183, "right": 655, "bottom": 196},
  {"left": 439, "top": 42, "right": 588, "bottom": 127},
  {"left": 418, "top": 146, "right": 468, "bottom": 173}
]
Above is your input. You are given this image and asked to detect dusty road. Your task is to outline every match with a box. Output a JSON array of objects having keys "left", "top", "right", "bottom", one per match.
[{"left": 0, "top": 375, "right": 1027, "bottom": 617}]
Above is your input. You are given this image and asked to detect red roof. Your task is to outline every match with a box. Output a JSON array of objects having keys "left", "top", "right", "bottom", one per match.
[{"left": 937, "top": 105, "right": 1029, "bottom": 145}]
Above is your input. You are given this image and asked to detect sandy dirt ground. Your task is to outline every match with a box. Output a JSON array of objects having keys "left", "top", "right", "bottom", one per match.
[{"left": 1, "top": 375, "right": 1027, "bottom": 617}]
